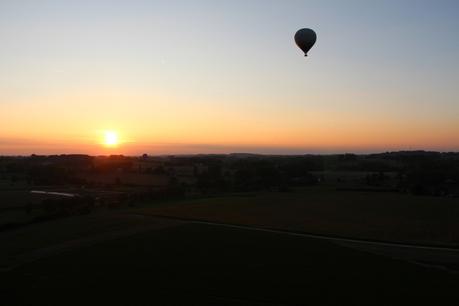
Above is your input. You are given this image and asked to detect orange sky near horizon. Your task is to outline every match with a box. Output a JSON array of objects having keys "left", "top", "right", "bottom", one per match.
[{"left": 1, "top": 91, "right": 457, "bottom": 155}]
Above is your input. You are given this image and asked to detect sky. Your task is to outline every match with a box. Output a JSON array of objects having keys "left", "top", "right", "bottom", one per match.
[{"left": 0, "top": 0, "right": 458, "bottom": 155}]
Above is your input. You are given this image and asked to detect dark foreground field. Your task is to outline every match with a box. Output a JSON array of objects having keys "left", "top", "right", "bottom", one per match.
[
  {"left": 2, "top": 187, "right": 459, "bottom": 305},
  {"left": 2, "top": 211, "right": 459, "bottom": 306}
]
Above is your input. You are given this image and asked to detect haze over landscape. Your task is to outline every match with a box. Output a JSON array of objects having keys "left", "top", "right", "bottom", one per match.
[{"left": 1, "top": 0, "right": 458, "bottom": 155}]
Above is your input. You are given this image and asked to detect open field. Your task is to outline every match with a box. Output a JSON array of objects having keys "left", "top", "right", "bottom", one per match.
[
  {"left": 136, "top": 187, "right": 459, "bottom": 246},
  {"left": 2, "top": 220, "right": 459, "bottom": 305},
  {"left": 2, "top": 188, "right": 459, "bottom": 305},
  {"left": 0, "top": 189, "right": 33, "bottom": 209},
  {"left": 0, "top": 212, "right": 182, "bottom": 272}
]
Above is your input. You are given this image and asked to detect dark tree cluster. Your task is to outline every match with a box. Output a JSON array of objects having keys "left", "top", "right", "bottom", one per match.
[{"left": 1, "top": 151, "right": 458, "bottom": 199}]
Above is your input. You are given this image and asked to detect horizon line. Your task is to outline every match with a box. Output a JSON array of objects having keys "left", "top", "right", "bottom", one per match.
[{"left": 1, "top": 149, "right": 458, "bottom": 158}]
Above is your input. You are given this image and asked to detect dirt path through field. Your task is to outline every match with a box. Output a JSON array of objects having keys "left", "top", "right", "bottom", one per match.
[
  {"left": 4, "top": 210, "right": 459, "bottom": 274},
  {"left": 131, "top": 212, "right": 459, "bottom": 273}
]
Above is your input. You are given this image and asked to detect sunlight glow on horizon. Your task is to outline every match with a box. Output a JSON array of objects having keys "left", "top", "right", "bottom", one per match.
[{"left": 103, "top": 130, "right": 119, "bottom": 147}]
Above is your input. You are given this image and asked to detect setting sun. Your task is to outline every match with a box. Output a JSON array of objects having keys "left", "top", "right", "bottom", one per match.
[{"left": 103, "top": 131, "right": 119, "bottom": 147}]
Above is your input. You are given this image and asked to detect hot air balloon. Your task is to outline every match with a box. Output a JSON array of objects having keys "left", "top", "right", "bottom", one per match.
[{"left": 294, "top": 28, "right": 317, "bottom": 56}]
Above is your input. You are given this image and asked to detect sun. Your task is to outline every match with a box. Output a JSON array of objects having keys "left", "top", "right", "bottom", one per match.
[{"left": 103, "top": 130, "right": 119, "bottom": 147}]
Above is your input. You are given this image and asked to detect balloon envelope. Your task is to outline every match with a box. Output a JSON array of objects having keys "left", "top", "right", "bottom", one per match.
[{"left": 294, "top": 28, "right": 317, "bottom": 56}]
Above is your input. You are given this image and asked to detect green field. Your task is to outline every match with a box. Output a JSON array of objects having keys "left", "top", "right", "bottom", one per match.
[{"left": 136, "top": 187, "right": 459, "bottom": 246}]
